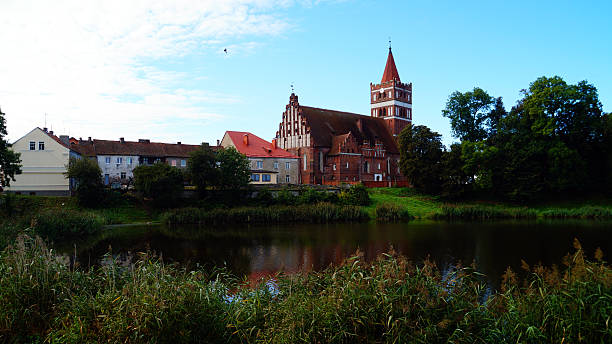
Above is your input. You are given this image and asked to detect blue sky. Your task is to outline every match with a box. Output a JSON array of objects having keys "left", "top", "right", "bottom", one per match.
[{"left": 1, "top": 0, "right": 610, "bottom": 146}]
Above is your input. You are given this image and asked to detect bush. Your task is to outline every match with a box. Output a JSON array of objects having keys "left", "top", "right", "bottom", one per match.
[
  {"left": 375, "top": 203, "right": 413, "bottom": 222},
  {"left": 31, "top": 208, "right": 106, "bottom": 239},
  {"left": 133, "top": 163, "right": 184, "bottom": 207},
  {"left": 339, "top": 184, "right": 371, "bottom": 206},
  {"left": 65, "top": 157, "right": 105, "bottom": 208}
]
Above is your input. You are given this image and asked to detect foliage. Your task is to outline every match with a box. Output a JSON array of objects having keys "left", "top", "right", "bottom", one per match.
[
  {"left": 0, "top": 108, "right": 21, "bottom": 188},
  {"left": 215, "top": 147, "right": 251, "bottom": 190},
  {"left": 31, "top": 208, "right": 106, "bottom": 239},
  {"left": 398, "top": 124, "right": 444, "bottom": 194},
  {"left": 442, "top": 87, "right": 495, "bottom": 142},
  {"left": 133, "top": 163, "right": 184, "bottom": 207},
  {"left": 65, "top": 157, "right": 105, "bottom": 207},
  {"left": 338, "top": 183, "right": 371, "bottom": 206},
  {"left": 0, "top": 235, "right": 610, "bottom": 343},
  {"left": 434, "top": 204, "right": 537, "bottom": 220},
  {"left": 162, "top": 202, "right": 369, "bottom": 225},
  {"left": 186, "top": 144, "right": 217, "bottom": 197}
]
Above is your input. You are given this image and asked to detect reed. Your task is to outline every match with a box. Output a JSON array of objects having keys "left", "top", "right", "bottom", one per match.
[
  {"left": 433, "top": 204, "right": 537, "bottom": 220},
  {"left": 31, "top": 208, "right": 107, "bottom": 239},
  {"left": 161, "top": 202, "right": 370, "bottom": 226},
  {"left": 374, "top": 203, "right": 414, "bottom": 222},
  {"left": 539, "top": 205, "right": 612, "bottom": 219},
  {"left": 0, "top": 234, "right": 609, "bottom": 343}
]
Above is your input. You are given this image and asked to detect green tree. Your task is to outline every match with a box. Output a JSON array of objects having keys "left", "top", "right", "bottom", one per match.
[
  {"left": 487, "top": 97, "right": 507, "bottom": 140},
  {"left": 65, "top": 157, "right": 104, "bottom": 207},
  {"left": 440, "top": 143, "right": 471, "bottom": 199},
  {"left": 215, "top": 147, "right": 250, "bottom": 190},
  {"left": 442, "top": 88, "right": 494, "bottom": 142},
  {"left": 187, "top": 144, "right": 218, "bottom": 196},
  {"left": 133, "top": 163, "right": 184, "bottom": 207},
  {"left": 0, "top": 108, "right": 21, "bottom": 188},
  {"left": 398, "top": 124, "right": 444, "bottom": 194}
]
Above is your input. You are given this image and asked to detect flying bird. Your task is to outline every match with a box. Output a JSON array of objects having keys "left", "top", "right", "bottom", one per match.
[{"left": 224, "top": 48, "right": 228, "bottom": 54}]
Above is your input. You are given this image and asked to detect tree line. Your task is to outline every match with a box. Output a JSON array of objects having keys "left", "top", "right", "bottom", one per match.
[{"left": 400, "top": 76, "right": 612, "bottom": 201}]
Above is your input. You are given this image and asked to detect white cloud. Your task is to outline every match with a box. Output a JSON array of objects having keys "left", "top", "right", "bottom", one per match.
[{"left": 0, "top": 0, "right": 296, "bottom": 142}]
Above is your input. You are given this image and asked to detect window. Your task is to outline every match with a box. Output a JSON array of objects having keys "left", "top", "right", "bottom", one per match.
[
  {"left": 256, "top": 161, "right": 263, "bottom": 169},
  {"left": 333, "top": 164, "right": 336, "bottom": 171},
  {"left": 181, "top": 160, "right": 186, "bottom": 167},
  {"left": 38, "top": 142, "right": 45, "bottom": 150},
  {"left": 378, "top": 163, "right": 381, "bottom": 170},
  {"left": 251, "top": 174, "right": 260, "bottom": 182},
  {"left": 171, "top": 159, "right": 177, "bottom": 167},
  {"left": 274, "top": 162, "right": 279, "bottom": 169},
  {"left": 262, "top": 174, "right": 271, "bottom": 182},
  {"left": 285, "top": 162, "right": 290, "bottom": 170},
  {"left": 285, "top": 175, "right": 290, "bottom": 183},
  {"left": 303, "top": 154, "right": 307, "bottom": 171},
  {"left": 346, "top": 162, "right": 349, "bottom": 169},
  {"left": 120, "top": 172, "right": 126, "bottom": 179},
  {"left": 116, "top": 157, "right": 122, "bottom": 164},
  {"left": 127, "top": 157, "right": 133, "bottom": 165},
  {"left": 105, "top": 157, "right": 111, "bottom": 164},
  {"left": 29, "top": 141, "right": 35, "bottom": 150}
]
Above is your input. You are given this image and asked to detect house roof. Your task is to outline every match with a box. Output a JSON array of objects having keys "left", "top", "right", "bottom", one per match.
[
  {"left": 73, "top": 139, "right": 202, "bottom": 158},
  {"left": 299, "top": 106, "right": 399, "bottom": 154},
  {"left": 224, "top": 131, "right": 298, "bottom": 158},
  {"left": 381, "top": 48, "right": 400, "bottom": 83}
]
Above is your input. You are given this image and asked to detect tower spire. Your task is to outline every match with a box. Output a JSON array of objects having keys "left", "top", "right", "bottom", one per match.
[{"left": 381, "top": 46, "right": 400, "bottom": 83}]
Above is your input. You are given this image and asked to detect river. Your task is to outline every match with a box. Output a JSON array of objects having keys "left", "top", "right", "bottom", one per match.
[{"left": 58, "top": 220, "right": 612, "bottom": 288}]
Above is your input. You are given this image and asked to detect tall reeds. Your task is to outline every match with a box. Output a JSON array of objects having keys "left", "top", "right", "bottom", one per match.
[
  {"left": 161, "top": 202, "right": 369, "bottom": 226},
  {"left": 374, "top": 203, "right": 414, "bottom": 222},
  {"left": 433, "top": 204, "right": 537, "bottom": 220}
]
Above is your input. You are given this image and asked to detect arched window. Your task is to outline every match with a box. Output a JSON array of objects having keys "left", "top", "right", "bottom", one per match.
[{"left": 303, "top": 154, "right": 307, "bottom": 171}]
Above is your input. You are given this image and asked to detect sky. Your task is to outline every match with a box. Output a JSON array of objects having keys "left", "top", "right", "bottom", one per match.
[{"left": 1, "top": 0, "right": 611, "bottom": 146}]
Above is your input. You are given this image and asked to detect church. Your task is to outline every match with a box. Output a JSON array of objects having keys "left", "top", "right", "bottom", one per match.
[{"left": 274, "top": 47, "right": 411, "bottom": 185}]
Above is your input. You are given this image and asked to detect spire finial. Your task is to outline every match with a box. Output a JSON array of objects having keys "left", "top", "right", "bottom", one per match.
[
  {"left": 290, "top": 83, "right": 294, "bottom": 93},
  {"left": 388, "top": 37, "right": 391, "bottom": 51}
]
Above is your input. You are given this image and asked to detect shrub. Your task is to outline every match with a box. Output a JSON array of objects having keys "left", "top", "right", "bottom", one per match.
[
  {"left": 375, "top": 203, "right": 413, "bottom": 222},
  {"left": 31, "top": 208, "right": 106, "bottom": 239},
  {"left": 133, "top": 163, "right": 184, "bottom": 207},
  {"left": 339, "top": 184, "right": 371, "bottom": 206},
  {"left": 65, "top": 157, "right": 105, "bottom": 208}
]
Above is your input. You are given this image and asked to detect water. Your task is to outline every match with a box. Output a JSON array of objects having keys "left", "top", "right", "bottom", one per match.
[{"left": 57, "top": 220, "right": 612, "bottom": 288}]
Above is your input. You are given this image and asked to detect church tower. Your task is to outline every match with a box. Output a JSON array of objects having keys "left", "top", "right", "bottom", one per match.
[{"left": 370, "top": 47, "right": 412, "bottom": 137}]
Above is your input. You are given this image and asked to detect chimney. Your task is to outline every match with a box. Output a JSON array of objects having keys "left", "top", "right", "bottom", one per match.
[
  {"left": 49, "top": 130, "right": 54, "bottom": 135},
  {"left": 216, "top": 139, "right": 220, "bottom": 146},
  {"left": 138, "top": 139, "right": 150, "bottom": 143},
  {"left": 272, "top": 138, "right": 277, "bottom": 149},
  {"left": 243, "top": 134, "right": 249, "bottom": 146},
  {"left": 88, "top": 137, "right": 92, "bottom": 142},
  {"left": 43, "top": 127, "right": 48, "bottom": 132},
  {"left": 120, "top": 137, "right": 124, "bottom": 143},
  {"left": 177, "top": 141, "right": 181, "bottom": 145},
  {"left": 59, "top": 135, "right": 69, "bottom": 146}
]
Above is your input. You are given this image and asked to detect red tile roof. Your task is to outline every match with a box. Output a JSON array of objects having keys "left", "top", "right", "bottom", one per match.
[
  {"left": 381, "top": 48, "right": 400, "bottom": 83},
  {"left": 39, "top": 128, "right": 71, "bottom": 150},
  {"left": 225, "top": 131, "right": 298, "bottom": 158},
  {"left": 299, "top": 106, "right": 399, "bottom": 154},
  {"left": 72, "top": 139, "right": 202, "bottom": 158}
]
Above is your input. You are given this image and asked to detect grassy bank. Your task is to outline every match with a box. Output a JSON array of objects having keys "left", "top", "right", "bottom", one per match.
[
  {"left": 162, "top": 202, "right": 369, "bottom": 226},
  {"left": 0, "top": 234, "right": 609, "bottom": 343},
  {"left": 366, "top": 188, "right": 612, "bottom": 220}
]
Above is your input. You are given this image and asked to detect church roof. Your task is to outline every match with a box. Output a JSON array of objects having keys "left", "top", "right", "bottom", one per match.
[
  {"left": 299, "top": 106, "right": 399, "bottom": 154},
  {"left": 381, "top": 48, "right": 400, "bottom": 83}
]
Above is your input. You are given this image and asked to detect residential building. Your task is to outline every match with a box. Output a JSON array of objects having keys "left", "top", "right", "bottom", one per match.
[
  {"left": 274, "top": 48, "right": 408, "bottom": 185},
  {"left": 220, "top": 131, "right": 299, "bottom": 185},
  {"left": 75, "top": 138, "right": 201, "bottom": 185},
  {"left": 6, "top": 127, "right": 80, "bottom": 195}
]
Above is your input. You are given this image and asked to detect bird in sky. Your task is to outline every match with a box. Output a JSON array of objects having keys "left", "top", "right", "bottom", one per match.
[{"left": 223, "top": 48, "right": 228, "bottom": 54}]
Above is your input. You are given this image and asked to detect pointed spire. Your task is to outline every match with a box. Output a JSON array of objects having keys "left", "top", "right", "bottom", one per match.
[{"left": 381, "top": 47, "right": 400, "bottom": 83}]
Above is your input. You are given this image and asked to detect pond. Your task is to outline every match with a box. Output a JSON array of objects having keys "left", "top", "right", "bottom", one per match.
[{"left": 56, "top": 220, "right": 612, "bottom": 288}]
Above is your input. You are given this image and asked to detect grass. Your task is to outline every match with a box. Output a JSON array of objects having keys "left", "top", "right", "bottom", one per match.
[{"left": 0, "top": 234, "right": 610, "bottom": 343}]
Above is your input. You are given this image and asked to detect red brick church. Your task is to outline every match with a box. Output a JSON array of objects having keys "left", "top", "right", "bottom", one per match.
[{"left": 275, "top": 47, "right": 411, "bottom": 185}]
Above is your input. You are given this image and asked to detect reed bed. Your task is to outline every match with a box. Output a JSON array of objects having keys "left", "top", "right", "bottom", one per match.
[
  {"left": 432, "top": 204, "right": 537, "bottom": 220},
  {"left": 374, "top": 203, "right": 414, "bottom": 222},
  {"left": 161, "top": 202, "right": 369, "bottom": 226},
  {"left": 539, "top": 205, "right": 612, "bottom": 219},
  {"left": 31, "top": 208, "right": 107, "bottom": 239},
  {"left": 0, "top": 235, "right": 610, "bottom": 343}
]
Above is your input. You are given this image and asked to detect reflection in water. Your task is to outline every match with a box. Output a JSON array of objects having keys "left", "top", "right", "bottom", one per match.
[{"left": 56, "top": 220, "right": 612, "bottom": 289}]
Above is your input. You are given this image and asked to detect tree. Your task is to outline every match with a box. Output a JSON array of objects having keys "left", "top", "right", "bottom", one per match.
[
  {"left": 65, "top": 157, "right": 104, "bottom": 207},
  {"left": 442, "top": 88, "right": 494, "bottom": 142},
  {"left": 487, "top": 97, "right": 507, "bottom": 140},
  {"left": 0, "top": 108, "right": 21, "bottom": 188},
  {"left": 440, "top": 143, "right": 471, "bottom": 199},
  {"left": 187, "top": 144, "right": 218, "bottom": 196},
  {"left": 398, "top": 124, "right": 444, "bottom": 194},
  {"left": 215, "top": 147, "right": 250, "bottom": 190},
  {"left": 133, "top": 163, "right": 184, "bottom": 207}
]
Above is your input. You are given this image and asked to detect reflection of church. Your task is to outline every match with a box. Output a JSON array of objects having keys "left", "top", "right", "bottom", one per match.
[{"left": 275, "top": 48, "right": 411, "bottom": 185}]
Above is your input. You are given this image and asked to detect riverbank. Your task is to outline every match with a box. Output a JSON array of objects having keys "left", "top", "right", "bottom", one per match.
[{"left": 1, "top": 234, "right": 609, "bottom": 343}]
